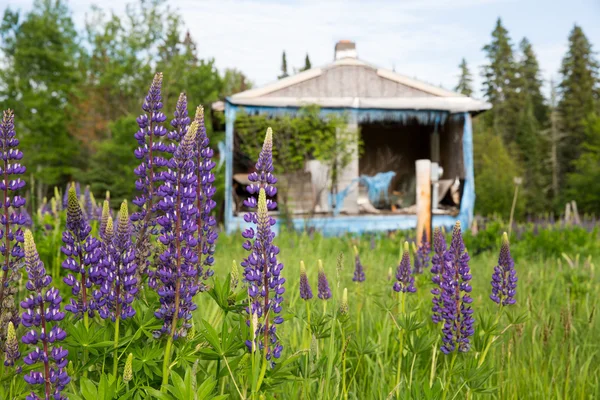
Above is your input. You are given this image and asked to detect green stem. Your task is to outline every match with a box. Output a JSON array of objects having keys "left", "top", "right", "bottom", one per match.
[
  {"left": 113, "top": 314, "right": 121, "bottom": 378},
  {"left": 429, "top": 338, "right": 439, "bottom": 388},
  {"left": 341, "top": 325, "right": 347, "bottom": 398},
  {"left": 255, "top": 355, "right": 268, "bottom": 393},
  {"left": 395, "top": 292, "right": 406, "bottom": 397},
  {"left": 442, "top": 352, "right": 458, "bottom": 400},
  {"left": 83, "top": 313, "right": 89, "bottom": 378},
  {"left": 161, "top": 336, "right": 174, "bottom": 391}
]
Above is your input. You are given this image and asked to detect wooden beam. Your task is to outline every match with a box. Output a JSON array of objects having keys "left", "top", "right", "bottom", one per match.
[{"left": 416, "top": 159, "right": 432, "bottom": 245}]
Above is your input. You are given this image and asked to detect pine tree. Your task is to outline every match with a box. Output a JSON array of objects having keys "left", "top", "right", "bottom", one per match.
[
  {"left": 301, "top": 53, "right": 312, "bottom": 71},
  {"left": 455, "top": 58, "right": 473, "bottom": 96},
  {"left": 518, "top": 38, "right": 547, "bottom": 125},
  {"left": 481, "top": 18, "right": 519, "bottom": 141},
  {"left": 543, "top": 79, "right": 565, "bottom": 202},
  {"left": 558, "top": 24, "right": 599, "bottom": 177},
  {"left": 278, "top": 51, "right": 289, "bottom": 79}
]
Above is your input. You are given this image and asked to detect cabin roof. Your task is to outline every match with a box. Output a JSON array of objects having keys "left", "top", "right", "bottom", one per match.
[{"left": 228, "top": 57, "right": 490, "bottom": 113}]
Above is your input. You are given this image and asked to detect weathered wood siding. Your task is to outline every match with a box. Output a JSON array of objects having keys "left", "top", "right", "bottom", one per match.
[{"left": 263, "top": 65, "right": 435, "bottom": 98}]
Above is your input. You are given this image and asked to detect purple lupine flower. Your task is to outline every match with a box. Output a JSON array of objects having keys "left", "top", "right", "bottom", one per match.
[
  {"left": 490, "top": 232, "right": 517, "bottom": 306},
  {"left": 430, "top": 227, "right": 448, "bottom": 324},
  {"left": 22, "top": 208, "right": 33, "bottom": 228},
  {"left": 131, "top": 72, "right": 168, "bottom": 226},
  {"left": 0, "top": 109, "right": 26, "bottom": 355},
  {"left": 414, "top": 229, "right": 431, "bottom": 274},
  {"left": 299, "top": 261, "right": 313, "bottom": 300},
  {"left": 440, "top": 222, "right": 474, "bottom": 354},
  {"left": 317, "top": 260, "right": 332, "bottom": 300},
  {"left": 95, "top": 201, "right": 138, "bottom": 321},
  {"left": 352, "top": 246, "right": 365, "bottom": 282},
  {"left": 61, "top": 185, "right": 101, "bottom": 318},
  {"left": 152, "top": 122, "right": 201, "bottom": 339},
  {"left": 194, "top": 107, "right": 218, "bottom": 283},
  {"left": 21, "top": 230, "right": 69, "bottom": 399},
  {"left": 166, "top": 93, "right": 190, "bottom": 152},
  {"left": 241, "top": 128, "right": 285, "bottom": 365},
  {"left": 131, "top": 73, "right": 169, "bottom": 285},
  {"left": 394, "top": 242, "right": 416, "bottom": 293}
]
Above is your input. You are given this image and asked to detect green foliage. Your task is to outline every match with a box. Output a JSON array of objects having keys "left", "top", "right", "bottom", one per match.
[
  {"left": 473, "top": 122, "right": 524, "bottom": 218},
  {"left": 559, "top": 25, "right": 599, "bottom": 178},
  {"left": 567, "top": 113, "right": 600, "bottom": 213},
  {"left": 83, "top": 116, "right": 138, "bottom": 208}
]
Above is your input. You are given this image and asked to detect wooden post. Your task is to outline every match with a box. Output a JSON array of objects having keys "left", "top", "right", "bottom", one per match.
[{"left": 416, "top": 160, "right": 432, "bottom": 245}]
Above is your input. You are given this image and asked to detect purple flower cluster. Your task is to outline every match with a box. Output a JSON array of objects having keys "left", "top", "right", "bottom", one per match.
[
  {"left": 62, "top": 185, "right": 101, "bottom": 318},
  {"left": 241, "top": 128, "right": 285, "bottom": 364},
  {"left": 94, "top": 201, "right": 138, "bottom": 321},
  {"left": 393, "top": 242, "right": 416, "bottom": 293},
  {"left": 152, "top": 122, "right": 202, "bottom": 339},
  {"left": 352, "top": 246, "right": 365, "bottom": 282},
  {"left": 84, "top": 185, "right": 95, "bottom": 221},
  {"left": 167, "top": 93, "right": 190, "bottom": 151},
  {"left": 0, "top": 109, "right": 26, "bottom": 352},
  {"left": 63, "top": 182, "right": 80, "bottom": 210},
  {"left": 21, "top": 230, "right": 69, "bottom": 400},
  {"left": 430, "top": 228, "right": 449, "bottom": 324},
  {"left": 299, "top": 261, "right": 313, "bottom": 300},
  {"left": 414, "top": 229, "right": 431, "bottom": 274},
  {"left": 490, "top": 232, "right": 517, "bottom": 306},
  {"left": 194, "top": 107, "right": 218, "bottom": 282},
  {"left": 132, "top": 73, "right": 169, "bottom": 226},
  {"left": 439, "top": 222, "right": 474, "bottom": 354},
  {"left": 317, "top": 261, "right": 332, "bottom": 300}
]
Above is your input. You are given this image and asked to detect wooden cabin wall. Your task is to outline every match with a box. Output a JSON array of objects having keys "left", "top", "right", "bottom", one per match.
[{"left": 439, "top": 117, "right": 465, "bottom": 180}]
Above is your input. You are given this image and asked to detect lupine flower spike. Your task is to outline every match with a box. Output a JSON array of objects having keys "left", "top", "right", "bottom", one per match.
[
  {"left": 317, "top": 260, "right": 332, "bottom": 300},
  {"left": 132, "top": 73, "right": 169, "bottom": 282},
  {"left": 430, "top": 227, "right": 448, "bottom": 324},
  {"left": 394, "top": 242, "right": 416, "bottom": 293},
  {"left": 352, "top": 246, "right": 365, "bottom": 282},
  {"left": 414, "top": 229, "right": 431, "bottom": 274},
  {"left": 22, "top": 230, "right": 70, "bottom": 400},
  {"left": 99, "top": 200, "right": 111, "bottom": 239},
  {"left": 194, "top": 107, "right": 217, "bottom": 284},
  {"left": 153, "top": 121, "right": 200, "bottom": 339},
  {"left": 0, "top": 109, "right": 26, "bottom": 351},
  {"left": 241, "top": 128, "right": 285, "bottom": 366},
  {"left": 490, "top": 232, "right": 517, "bottom": 306},
  {"left": 339, "top": 288, "right": 349, "bottom": 316},
  {"left": 62, "top": 184, "right": 101, "bottom": 319},
  {"left": 4, "top": 321, "right": 20, "bottom": 369},
  {"left": 440, "top": 222, "right": 474, "bottom": 354},
  {"left": 299, "top": 261, "right": 313, "bottom": 300}
]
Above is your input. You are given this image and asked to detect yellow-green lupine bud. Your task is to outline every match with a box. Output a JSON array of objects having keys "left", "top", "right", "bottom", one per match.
[
  {"left": 123, "top": 353, "right": 133, "bottom": 383},
  {"left": 411, "top": 242, "right": 417, "bottom": 255},
  {"left": 50, "top": 197, "right": 57, "bottom": 216},
  {"left": 105, "top": 217, "right": 114, "bottom": 239},
  {"left": 67, "top": 360, "right": 75, "bottom": 376},
  {"left": 404, "top": 241, "right": 410, "bottom": 254},
  {"left": 257, "top": 189, "right": 268, "bottom": 225},
  {"left": 502, "top": 232, "right": 509, "bottom": 246},
  {"left": 54, "top": 186, "right": 60, "bottom": 202},
  {"left": 101, "top": 200, "right": 110, "bottom": 220},
  {"left": 194, "top": 105, "right": 204, "bottom": 121},
  {"left": 237, "top": 353, "right": 251, "bottom": 375},
  {"left": 24, "top": 230, "right": 37, "bottom": 267},
  {"left": 6, "top": 321, "right": 16, "bottom": 346},
  {"left": 339, "top": 288, "right": 349, "bottom": 316},
  {"left": 387, "top": 267, "right": 393, "bottom": 281},
  {"left": 183, "top": 121, "right": 199, "bottom": 147},
  {"left": 187, "top": 321, "right": 196, "bottom": 341},
  {"left": 67, "top": 184, "right": 83, "bottom": 223},
  {"left": 264, "top": 127, "right": 273, "bottom": 146},
  {"left": 118, "top": 200, "right": 129, "bottom": 229},
  {"left": 353, "top": 245, "right": 359, "bottom": 257}
]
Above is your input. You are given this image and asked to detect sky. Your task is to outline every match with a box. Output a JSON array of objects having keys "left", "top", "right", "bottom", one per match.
[{"left": 6, "top": 0, "right": 600, "bottom": 98}]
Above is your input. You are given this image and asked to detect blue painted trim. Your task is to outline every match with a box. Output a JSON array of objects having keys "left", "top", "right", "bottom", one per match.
[
  {"left": 458, "top": 112, "right": 475, "bottom": 230},
  {"left": 224, "top": 103, "right": 236, "bottom": 232}
]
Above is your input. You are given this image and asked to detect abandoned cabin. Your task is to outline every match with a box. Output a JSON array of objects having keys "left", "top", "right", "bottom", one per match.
[{"left": 222, "top": 41, "right": 491, "bottom": 235}]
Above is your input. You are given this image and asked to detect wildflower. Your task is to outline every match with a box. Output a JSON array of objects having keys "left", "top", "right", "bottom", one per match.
[
  {"left": 336, "top": 252, "right": 344, "bottom": 289},
  {"left": 153, "top": 122, "right": 201, "bottom": 339},
  {"left": 99, "top": 200, "right": 111, "bottom": 239},
  {"left": 123, "top": 353, "right": 133, "bottom": 383},
  {"left": 84, "top": 185, "right": 95, "bottom": 221},
  {"left": 4, "top": 321, "right": 20, "bottom": 368},
  {"left": 167, "top": 93, "right": 190, "bottom": 150},
  {"left": 21, "top": 230, "right": 70, "bottom": 399},
  {"left": 194, "top": 107, "right": 218, "bottom": 282},
  {"left": 440, "top": 222, "right": 474, "bottom": 354},
  {"left": 490, "top": 232, "right": 517, "bottom": 306},
  {"left": 352, "top": 246, "right": 365, "bottom": 282},
  {"left": 339, "top": 288, "right": 349, "bottom": 316},
  {"left": 430, "top": 227, "right": 448, "bottom": 324},
  {"left": 414, "top": 229, "right": 431, "bottom": 274},
  {"left": 95, "top": 201, "right": 138, "bottom": 321},
  {"left": 63, "top": 181, "right": 81, "bottom": 209},
  {"left": 299, "top": 261, "right": 313, "bottom": 300},
  {"left": 62, "top": 184, "right": 101, "bottom": 318},
  {"left": 0, "top": 109, "right": 26, "bottom": 351},
  {"left": 241, "top": 128, "right": 285, "bottom": 365},
  {"left": 393, "top": 242, "right": 416, "bottom": 293},
  {"left": 317, "top": 260, "right": 332, "bottom": 300}
]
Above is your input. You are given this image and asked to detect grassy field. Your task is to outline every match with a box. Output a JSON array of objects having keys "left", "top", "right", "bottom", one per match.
[{"left": 194, "top": 226, "right": 600, "bottom": 399}]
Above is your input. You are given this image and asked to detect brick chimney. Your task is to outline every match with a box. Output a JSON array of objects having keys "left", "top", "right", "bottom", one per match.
[{"left": 334, "top": 40, "right": 357, "bottom": 60}]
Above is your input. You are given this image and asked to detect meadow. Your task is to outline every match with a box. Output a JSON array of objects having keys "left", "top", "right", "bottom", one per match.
[{"left": 0, "top": 74, "right": 599, "bottom": 400}]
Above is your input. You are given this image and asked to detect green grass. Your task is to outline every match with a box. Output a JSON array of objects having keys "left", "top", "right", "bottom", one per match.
[{"left": 204, "top": 229, "right": 600, "bottom": 399}]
